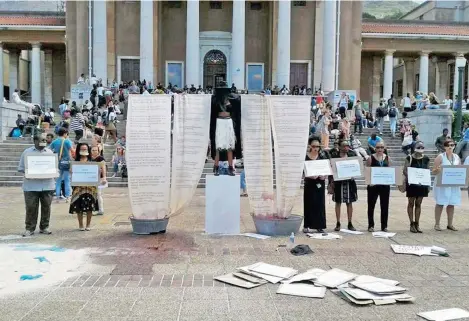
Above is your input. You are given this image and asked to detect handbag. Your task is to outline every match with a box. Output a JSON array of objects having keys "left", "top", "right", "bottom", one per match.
[
  {"left": 58, "top": 138, "right": 70, "bottom": 171},
  {"left": 398, "top": 155, "right": 412, "bottom": 193}
]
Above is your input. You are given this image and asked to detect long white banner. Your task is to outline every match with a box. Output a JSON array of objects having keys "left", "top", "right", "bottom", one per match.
[
  {"left": 269, "top": 96, "right": 310, "bottom": 218},
  {"left": 126, "top": 95, "right": 172, "bottom": 219},
  {"left": 170, "top": 94, "right": 212, "bottom": 215},
  {"left": 241, "top": 95, "right": 275, "bottom": 216}
]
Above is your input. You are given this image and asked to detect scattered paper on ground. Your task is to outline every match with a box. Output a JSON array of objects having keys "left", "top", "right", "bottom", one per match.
[
  {"left": 214, "top": 273, "right": 265, "bottom": 289},
  {"left": 306, "top": 233, "right": 342, "bottom": 240},
  {"left": 282, "top": 268, "right": 326, "bottom": 284},
  {"left": 417, "top": 308, "right": 469, "bottom": 321},
  {"left": 248, "top": 262, "right": 298, "bottom": 279},
  {"left": 0, "top": 243, "right": 89, "bottom": 297},
  {"left": 353, "top": 275, "right": 400, "bottom": 286},
  {"left": 241, "top": 233, "right": 270, "bottom": 239},
  {"left": 237, "top": 264, "right": 284, "bottom": 283},
  {"left": 391, "top": 244, "right": 441, "bottom": 257},
  {"left": 340, "top": 229, "right": 364, "bottom": 235},
  {"left": 314, "top": 268, "right": 357, "bottom": 288},
  {"left": 373, "top": 231, "right": 396, "bottom": 238},
  {"left": 277, "top": 283, "right": 326, "bottom": 298},
  {"left": 349, "top": 281, "right": 406, "bottom": 295}
]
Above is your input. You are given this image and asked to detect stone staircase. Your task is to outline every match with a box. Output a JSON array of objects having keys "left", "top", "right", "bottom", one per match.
[{"left": 0, "top": 118, "right": 439, "bottom": 189}]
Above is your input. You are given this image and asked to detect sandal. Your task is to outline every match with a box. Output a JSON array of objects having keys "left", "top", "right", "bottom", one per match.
[
  {"left": 434, "top": 224, "right": 442, "bottom": 231},
  {"left": 447, "top": 225, "right": 458, "bottom": 231}
]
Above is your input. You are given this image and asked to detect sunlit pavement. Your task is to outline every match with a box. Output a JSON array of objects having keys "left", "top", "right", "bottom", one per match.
[{"left": 1, "top": 187, "right": 469, "bottom": 321}]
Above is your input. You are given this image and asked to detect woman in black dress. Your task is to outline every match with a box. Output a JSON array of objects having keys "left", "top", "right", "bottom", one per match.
[
  {"left": 366, "top": 140, "right": 392, "bottom": 232},
  {"left": 303, "top": 136, "right": 327, "bottom": 233},
  {"left": 329, "top": 139, "right": 358, "bottom": 231},
  {"left": 403, "top": 141, "right": 429, "bottom": 233}
]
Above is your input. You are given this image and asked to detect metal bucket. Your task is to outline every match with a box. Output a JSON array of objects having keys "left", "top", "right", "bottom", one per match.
[
  {"left": 252, "top": 215, "right": 303, "bottom": 236},
  {"left": 130, "top": 217, "right": 169, "bottom": 235}
]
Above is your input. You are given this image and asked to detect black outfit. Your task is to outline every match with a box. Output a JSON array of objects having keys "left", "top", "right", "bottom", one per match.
[
  {"left": 74, "top": 129, "right": 84, "bottom": 142},
  {"left": 209, "top": 87, "right": 242, "bottom": 159},
  {"left": 303, "top": 154, "right": 327, "bottom": 230},
  {"left": 367, "top": 155, "right": 391, "bottom": 230},
  {"left": 406, "top": 155, "right": 430, "bottom": 198},
  {"left": 330, "top": 151, "right": 358, "bottom": 204}
]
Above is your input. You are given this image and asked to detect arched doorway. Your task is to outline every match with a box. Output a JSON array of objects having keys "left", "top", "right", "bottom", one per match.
[{"left": 203, "top": 50, "right": 227, "bottom": 88}]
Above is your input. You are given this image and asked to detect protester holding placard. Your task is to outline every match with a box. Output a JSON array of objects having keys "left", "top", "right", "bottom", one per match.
[
  {"left": 49, "top": 128, "right": 73, "bottom": 203},
  {"left": 303, "top": 137, "right": 328, "bottom": 233},
  {"left": 328, "top": 140, "right": 358, "bottom": 231},
  {"left": 403, "top": 141, "right": 430, "bottom": 233},
  {"left": 366, "top": 141, "right": 391, "bottom": 232},
  {"left": 69, "top": 143, "right": 99, "bottom": 231},
  {"left": 18, "top": 133, "right": 55, "bottom": 236},
  {"left": 91, "top": 145, "right": 106, "bottom": 215},
  {"left": 432, "top": 139, "right": 460, "bottom": 231}
]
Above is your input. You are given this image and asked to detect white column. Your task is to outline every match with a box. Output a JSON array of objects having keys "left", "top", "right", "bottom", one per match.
[
  {"left": 186, "top": 0, "right": 199, "bottom": 86},
  {"left": 93, "top": 0, "right": 107, "bottom": 84},
  {"left": 418, "top": 51, "right": 429, "bottom": 94},
  {"left": 232, "top": 0, "right": 245, "bottom": 90},
  {"left": 454, "top": 54, "right": 466, "bottom": 101},
  {"left": 140, "top": 0, "right": 154, "bottom": 84},
  {"left": 44, "top": 50, "right": 53, "bottom": 109},
  {"left": 276, "top": 0, "right": 291, "bottom": 88},
  {"left": 31, "top": 43, "right": 41, "bottom": 105},
  {"left": 0, "top": 43, "right": 3, "bottom": 99},
  {"left": 383, "top": 50, "right": 394, "bottom": 100},
  {"left": 9, "top": 50, "right": 19, "bottom": 99},
  {"left": 321, "top": 0, "right": 336, "bottom": 92}
]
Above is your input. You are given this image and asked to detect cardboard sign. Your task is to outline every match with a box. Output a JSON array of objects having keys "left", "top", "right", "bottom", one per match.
[
  {"left": 304, "top": 159, "right": 332, "bottom": 177},
  {"left": 435, "top": 165, "right": 469, "bottom": 187},
  {"left": 24, "top": 153, "right": 59, "bottom": 179},
  {"left": 71, "top": 162, "right": 100, "bottom": 186},
  {"left": 364, "top": 166, "right": 403, "bottom": 185},
  {"left": 330, "top": 156, "right": 364, "bottom": 181}
]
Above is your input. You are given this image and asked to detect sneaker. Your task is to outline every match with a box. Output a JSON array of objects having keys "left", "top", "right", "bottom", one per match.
[
  {"left": 368, "top": 227, "right": 374, "bottom": 232},
  {"left": 302, "top": 228, "right": 309, "bottom": 233},
  {"left": 85, "top": 227, "right": 91, "bottom": 231},
  {"left": 317, "top": 229, "right": 325, "bottom": 233},
  {"left": 382, "top": 228, "right": 388, "bottom": 232},
  {"left": 39, "top": 228, "right": 52, "bottom": 235},
  {"left": 22, "top": 230, "right": 34, "bottom": 237},
  {"left": 447, "top": 225, "right": 458, "bottom": 231},
  {"left": 65, "top": 197, "right": 70, "bottom": 203},
  {"left": 434, "top": 224, "right": 442, "bottom": 231},
  {"left": 79, "top": 227, "right": 85, "bottom": 231},
  {"left": 347, "top": 223, "right": 356, "bottom": 231}
]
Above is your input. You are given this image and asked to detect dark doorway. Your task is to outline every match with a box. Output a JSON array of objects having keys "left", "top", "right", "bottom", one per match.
[
  {"left": 289, "top": 63, "right": 308, "bottom": 89},
  {"left": 121, "top": 59, "right": 140, "bottom": 83},
  {"left": 203, "top": 50, "right": 227, "bottom": 88}
]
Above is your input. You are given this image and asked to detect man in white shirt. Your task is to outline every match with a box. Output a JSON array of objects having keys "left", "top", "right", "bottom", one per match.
[
  {"left": 90, "top": 74, "right": 98, "bottom": 86},
  {"left": 77, "top": 73, "right": 85, "bottom": 84},
  {"left": 443, "top": 95, "right": 453, "bottom": 109}
]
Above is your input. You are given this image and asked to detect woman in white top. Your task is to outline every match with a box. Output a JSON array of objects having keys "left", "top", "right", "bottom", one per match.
[{"left": 432, "top": 139, "right": 460, "bottom": 231}]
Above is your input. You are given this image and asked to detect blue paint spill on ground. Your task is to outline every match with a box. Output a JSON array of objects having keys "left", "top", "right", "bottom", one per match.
[
  {"left": 19, "top": 274, "right": 43, "bottom": 281},
  {"left": 11, "top": 245, "right": 66, "bottom": 252},
  {"left": 33, "top": 256, "right": 50, "bottom": 263}
]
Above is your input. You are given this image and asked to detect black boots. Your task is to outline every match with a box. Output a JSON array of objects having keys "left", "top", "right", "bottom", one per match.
[
  {"left": 228, "top": 166, "right": 235, "bottom": 176},
  {"left": 213, "top": 165, "right": 219, "bottom": 176},
  {"left": 410, "top": 222, "right": 423, "bottom": 233}
]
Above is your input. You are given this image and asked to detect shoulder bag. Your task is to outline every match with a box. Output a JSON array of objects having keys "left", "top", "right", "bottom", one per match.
[{"left": 58, "top": 138, "right": 70, "bottom": 171}]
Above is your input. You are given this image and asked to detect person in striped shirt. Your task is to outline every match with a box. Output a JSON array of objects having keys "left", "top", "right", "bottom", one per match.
[{"left": 69, "top": 109, "right": 85, "bottom": 143}]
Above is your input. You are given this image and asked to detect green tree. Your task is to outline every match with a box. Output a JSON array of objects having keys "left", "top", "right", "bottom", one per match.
[
  {"left": 362, "top": 12, "right": 377, "bottom": 19},
  {"left": 383, "top": 10, "right": 404, "bottom": 20}
]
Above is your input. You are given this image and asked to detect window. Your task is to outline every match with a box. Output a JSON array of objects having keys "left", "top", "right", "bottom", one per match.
[
  {"left": 166, "top": 61, "right": 183, "bottom": 88},
  {"left": 246, "top": 63, "right": 264, "bottom": 92},
  {"left": 293, "top": 1, "right": 306, "bottom": 6},
  {"left": 250, "top": 2, "right": 262, "bottom": 10},
  {"left": 210, "top": 1, "right": 222, "bottom": 9},
  {"left": 396, "top": 79, "right": 403, "bottom": 97},
  {"left": 167, "top": 1, "right": 182, "bottom": 8}
]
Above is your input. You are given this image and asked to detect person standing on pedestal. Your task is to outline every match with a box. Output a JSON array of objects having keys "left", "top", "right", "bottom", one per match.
[
  {"left": 303, "top": 137, "right": 327, "bottom": 233},
  {"left": 209, "top": 82, "right": 242, "bottom": 176},
  {"left": 18, "top": 133, "right": 55, "bottom": 236}
]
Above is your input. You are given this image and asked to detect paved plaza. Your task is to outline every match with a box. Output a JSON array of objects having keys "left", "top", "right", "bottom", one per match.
[{"left": 1, "top": 187, "right": 469, "bottom": 321}]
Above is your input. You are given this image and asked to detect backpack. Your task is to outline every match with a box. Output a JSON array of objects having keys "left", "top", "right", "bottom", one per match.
[
  {"left": 377, "top": 107, "right": 388, "bottom": 118},
  {"left": 388, "top": 107, "right": 397, "bottom": 118}
]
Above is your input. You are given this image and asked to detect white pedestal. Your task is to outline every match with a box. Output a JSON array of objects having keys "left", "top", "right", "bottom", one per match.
[{"left": 205, "top": 175, "right": 240, "bottom": 234}]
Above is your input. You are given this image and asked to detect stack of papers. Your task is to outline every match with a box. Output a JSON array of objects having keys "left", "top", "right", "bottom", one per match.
[
  {"left": 372, "top": 231, "right": 396, "bottom": 238},
  {"left": 335, "top": 277, "right": 414, "bottom": 306},
  {"left": 314, "top": 268, "right": 357, "bottom": 288},
  {"left": 417, "top": 308, "right": 469, "bottom": 320},
  {"left": 391, "top": 244, "right": 448, "bottom": 257},
  {"left": 306, "top": 233, "right": 342, "bottom": 240}
]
